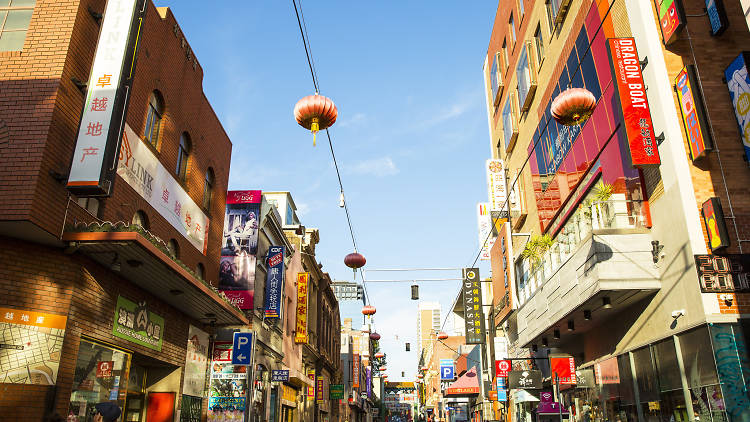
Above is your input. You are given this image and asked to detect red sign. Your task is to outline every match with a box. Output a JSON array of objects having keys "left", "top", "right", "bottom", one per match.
[
  {"left": 595, "top": 357, "right": 620, "bottom": 385},
  {"left": 226, "top": 190, "right": 262, "bottom": 204},
  {"left": 675, "top": 65, "right": 713, "bottom": 161},
  {"left": 702, "top": 197, "right": 731, "bottom": 252},
  {"left": 96, "top": 361, "right": 114, "bottom": 378},
  {"left": 495, "top": 360, "right": 511, "bottom": 377},
  {"left": 607, "top": 38, "right": 661, "bottom": 167},
  {"left": 657, "top": 0, "right": 685, "bottom": 45},
  {"left": 550, "top": 356, "right": 577, "bottom": 384}
]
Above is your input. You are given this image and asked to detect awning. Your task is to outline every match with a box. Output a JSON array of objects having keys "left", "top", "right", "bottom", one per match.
[
  {"left": 63, "top": 230, "right": 249, "bottom": 325},
  {"left": 511, "top": 389, "right": 539, "bottom": 402},
  {"left": 444, "top": 366, "right": 480, "bottom": 396}
]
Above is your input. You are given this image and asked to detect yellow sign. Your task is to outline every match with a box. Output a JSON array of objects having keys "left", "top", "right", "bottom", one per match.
[
  {"left": 282, "top": 384, "right": 298, "bottom": 402},
  {"left": 0, "top": 307, "right": 67, "bottom": 329},
  {"left": 294, "top": 273, "right": 309, "bottom": 344}
]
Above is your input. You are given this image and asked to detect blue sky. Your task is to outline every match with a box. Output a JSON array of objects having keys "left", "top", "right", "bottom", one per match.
[{"left": 156, "top": 0, "right": 499, "bottom": 381}]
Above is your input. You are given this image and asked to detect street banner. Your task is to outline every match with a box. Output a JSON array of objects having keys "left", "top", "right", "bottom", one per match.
[
  {"left": 366, "top": 367, "right": 372, "bottom": 397},
  {"left": 295, "top": 272, "right": 309, "bottom": 343},
  {"left": 462, "top": 268, "right": 485, "bottom": 344},
  {"left": 316, "top": 376, "right": 324, "bottom": 403},
  {"left": 726, "top": 53, "right": 750, "bottom": 164},
  {"left": 113, "top": 296, "right": 164, "bottom": 351},
  {"left": 508, "top": 370, "right": 543, "bottom": 389},
  {"left": 67, "top": 0, "right": 147, "bottom": 196},
  {"left": 0, "top": 307, "right": 66, "bottom": 385},
  {"left": 477, "top": 203, "right": 495, "bottom": 261},
  {"left": 220, "top": 190, "right": 261, "bottom": 309},
  {"left": 550, "top": 356, "right": 577, "bottom": 384},
  {"left": 576, "top": 369, "right": 595, "bottom": 388},
  {"left": 263, "top": 246, "right": 285, "bottom": 319},
  {"left": 182, "top": 325, "right": 209, "bottom": 397},
  {"left": 307, "top": 369, "right": 315, "bottom": 399}
]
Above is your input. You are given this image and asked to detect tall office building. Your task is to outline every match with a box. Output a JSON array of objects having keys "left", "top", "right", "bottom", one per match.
[{"left": 417, "top": 302, "right": 441, "bottom": 353}]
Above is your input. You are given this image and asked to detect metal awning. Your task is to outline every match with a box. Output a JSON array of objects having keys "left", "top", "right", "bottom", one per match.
[{"left": 63, "top": 231, "right": 249, "bottom": 325}]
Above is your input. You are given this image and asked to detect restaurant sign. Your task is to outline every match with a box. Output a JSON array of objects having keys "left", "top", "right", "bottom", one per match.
[
  {"left": 113, "top": 296, "right": 164, "bottom": 351},
  {"left": 263, "top": 246, "right": 285, "bottom": 319},
  {"left": 294, "top": 272, "right": 309, "bottom": 343},
  {"left": 675, "top": 65, "right": 713, "bottom": 161},
  {"left": 462, "top": 268, "right": 485, "bottom": 344}
]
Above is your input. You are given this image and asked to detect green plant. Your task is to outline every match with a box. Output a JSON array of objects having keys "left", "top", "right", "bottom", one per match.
[
  {"left": 592, "top": 182, "right": 614, "bottom": 202},
  {"left": 521, "top": 234, "right": 554, "bottom": 267}
]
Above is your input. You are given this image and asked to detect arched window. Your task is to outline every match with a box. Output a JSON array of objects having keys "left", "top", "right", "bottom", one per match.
[
  {"left": 144, "top": 91, "right": 163, "bottom": 148},
  {"left": 168, "top": 239, "right": 180, "bottom": 259},
  {"left": 176, "top": 132, "right": 191, "bottom": 182},
  {"left": 196, "top": 263, "right": 205, "bottom": 280},
  {"left": 132, "top": 210, "right": 149, "bottom": 229},
  {"left": 202, "top": 167, "right": 215, "bottom": 210}
]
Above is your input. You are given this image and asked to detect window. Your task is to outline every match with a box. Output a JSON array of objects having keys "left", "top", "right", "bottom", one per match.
[
  {"left": 545, "top": 0, "right": 556, "bottom": 35},
  {"left": 502, "top": 39, "right": 509, "bottom": 71},
  {"left": 509, "top": 13, "right": 516, "bottom": 46},
  {"left": 518, "top": 0, "right": 525, "bottom": 18},
  {"left": 69, "top": 339, "right": 130, "bottom": 417},
  {"left": 203, "top": 167, "right": 215, "bottom": 210},
  {"left": 144, "top": 91, "right": 163, "bottom": 148},
  {"left": 502, "top": 94, "right": 516, "bottom": 149},
  {"left": 534, "top": 25, "right": 544, "bottom": 66},
  {"left": 517, "top": 41, "right": 538, "bottom": 112},
  {"left": 132, "top": 210, "right": 149, "bottom": 229},
  {"left": 76, "top": 197, "right": 99, "bottom": 217},
  {"left": 176, "top": 132, "right": 191, "bottom": 182},
  {"left": 0, "top": 0, "right": 35, "bottom": 52},
  {"left": 168, "top": 239, "right": 180, "bottom": 258}
]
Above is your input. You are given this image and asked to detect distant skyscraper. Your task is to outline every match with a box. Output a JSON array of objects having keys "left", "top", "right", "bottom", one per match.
[{"left": 417, "top": 302, "right": 441, "bottom": 353}]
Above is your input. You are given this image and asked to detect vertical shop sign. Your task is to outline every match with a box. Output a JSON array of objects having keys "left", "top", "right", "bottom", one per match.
[
  {"left": 463, "top": 268, "right": 485, "bottom": 344},
  {"left": 655, "top": 0, "right": 686, "bottom": 45},
  {"left": 353, "top": 355, "right": 360, "bottom": 388},
  {"left": 705, "top": 0, "right": 728, "bottom": 36},
  {"left": 675, "top": 65, "right": 714, "bottom": 161},
  {"left": 182, "top": 325, "right": 209, "bottom": 397},
  {"left": 0, "top": 307, "right": 66, "bottom": 385},
  {"left": 263, "top": 246, "right": 285, "bottom": 319},
  {"left": 112, "top": 296, "right": 164, "bottom": 351},
  {"left": 220, "top": 190, "right": 261, "bottom": 309},
  {"left": 607, "top": 38, "right": 661, "bottom": 167},
  {"left": 725, "top": 52, "right": 750, "bottom": 163},
  {"left": 477, "top": 203, "right": 495, "bottom": 261},
  {"left": 366, "top": 367, "right": 372, "bottom": 397},
  {"left": 702, "top": 197, "right": 731, "bottom": 252},
  {"left": 316, "top": 376, "right": 324, "bottom": 403},
  {"left": 550, "top": 356, "right": 577, "bottom": 384},
  {"left": 295, "top": 273, "right": 309, "bottom": 343},
  {"left": 710, "top": 324, "right": 750, "bottom": 421},
  {"left": 67, "top": 0, "right": 146, "bottom": 196},
  {"left": 486, "top": 159, "right": 507, "bottom": 212},
  {"left": 307, "top": 369, "right": 315, "bottom": 399}
]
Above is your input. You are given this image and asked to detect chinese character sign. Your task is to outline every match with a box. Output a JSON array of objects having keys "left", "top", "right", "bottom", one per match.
[
  {"left": 462, "top": 268, "right": 485, "bottom": 344},
  {"left": 675, "top": 65, "right": 713, "bottom": 161},
  {"left": 477, "top": 203, "right": 495, "bottom": 261},
  {"left": 486, "top": 159, "right": 507, "bottom": 212},
  {"left": 263, "top": 246, "right": 285, "bottom": 319},
  {"left": 219, "top": 190, "right": 261, "bottom": 309},
  {"left": 550, "top": 356, "right": 577, "bottom": 384},
  {"left": 112, "top": 296, "right": 165, "bottom": 351},
  {"left": 295, "top": 273, "right": 309, "bottom": 344},
  {"left": 726, "top": 53, "right": 750, "bottom": 164},
  {"left": 67, "top": 0, "right": 146, "bottom": 195},
  {"left": 353, "top": 355, "right": 360, "bottom": 388},
  {"left": 117, "top": 124, "right": 210, "bottom": 254}
]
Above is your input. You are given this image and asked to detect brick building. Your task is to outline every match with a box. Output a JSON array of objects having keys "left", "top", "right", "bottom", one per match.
[
  {"left": 483, "top": 0, "right": 750, "bottom": 421},
  {"left": 0, "top": 1, "right": 245, "bottom": 420}
]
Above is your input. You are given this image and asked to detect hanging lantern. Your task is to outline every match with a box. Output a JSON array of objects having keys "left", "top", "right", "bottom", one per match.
[
  {"left": 420, "top": 366, "right": 428, "bottom": 372},
  {"left": 361, "top": 305, "right": 376, "bottom": 316},
  {"left": 370, "top": 332, "right": 381, "bottom": 341},
  {"left": 417, "top": 373, "right": 424, "bottom": 379},
  {"left": 375, "top": 352, "right": 385, "bottom": 359},
  {"left": 294, "top": 94, "right": 338, "bottom": 146},
  {"left": 380, "top": 366, "right": 387, "bottom": 371},
  {"left": 437, "top": 332, "right": 449, "bottom": 340},
  {"left": 345, "top": 252, "right": 366, "bottom": 279},
  {"left": 551, "top": 87, "right": 597, "bottom": 126}
]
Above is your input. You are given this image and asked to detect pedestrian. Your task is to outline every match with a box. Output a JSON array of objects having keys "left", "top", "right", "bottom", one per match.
[{"left": 93, "top": 402, "right": 122, "bottom": 422}]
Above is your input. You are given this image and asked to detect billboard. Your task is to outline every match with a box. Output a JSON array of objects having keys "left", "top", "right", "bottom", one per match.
[
  {"left": 220, "top": 190, "right": 261, "bottom": 309},
  {"left": 656, "top": 0, "right": 686, "bottom": 45},
  {"left": 208, "top": 342, "right": 247, "bottom": 420},
  {"left": 0, "top": 307, "right": 66, "bottom": 385},
  {"left": 263, "top": 246, "right": 285, "bottom": 319},
  {"left": 67, "top": 0, "right": 147, "bottom": 196},
  {"left": 725, "top": 53, "right": 750, "bottom": 163},
  {"left": 675, "top": 65, "right": 713, "bottom": 161},
  {"left": 607, "top": 38, "right": 660, "bottom": 167},
  {"left": 463, "top": 268, "right": 485, "bottom": 344}
]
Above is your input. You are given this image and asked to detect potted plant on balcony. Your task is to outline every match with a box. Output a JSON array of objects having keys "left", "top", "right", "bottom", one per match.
[{"left": 521, "top": 234, "right": 554, "bottom": 281}]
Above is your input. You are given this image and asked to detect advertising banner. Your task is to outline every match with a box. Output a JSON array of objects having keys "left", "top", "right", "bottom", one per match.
[
  {"left": 607, "top": 38, "right": 660, "bottom": 167},
  {"left": 701, "top": 197, "right": 731, "bottom": 252},
  {"left": 118, "top": 124, "right": 209, "bottom": 253},
  {"left": 550, "top": 356, "right": 577, "bottom": 384},
  {"left": 220, "top": 190, "right": 261, "bottom": 309},
  {"left": 366, "top": 367, "right": 372, "bottom": 397},
  {"left": 675, "top": 65, "right": 713, "bottom": 161},
  {"left": 112, "top": 296, "right": 164, "bottom": 351},
  {"left": 183, "top": 325, "right": 209, "bottom": 397},
  {"left": 209, "top": 342, "right": 247, "bottom": 421},
  {"left": 508, "top": 370, "right": 543, "bottom": 389},
  {"left": 656, "top": 0, "right": 686, "bottom": 45},
  {"left": 295, "top": 272, "right": 309, "bottom": 343},
  {"left": 463, "top": 268, "right": 485, "bottom": 344},
  {"left": 67, "top": 0, "right": 146, "bottom": 196},
  {"left": 725, "top": 53, "right": 750, "bottom": 164},
  {"left": 595, "top": 357, "right": 620, "bottom": 385},
  {"left": 263, "top": 246, "right": 285, "bottom": 319},
  {"left": 0, "top": 307, "right": 66, "bottom": 385}
]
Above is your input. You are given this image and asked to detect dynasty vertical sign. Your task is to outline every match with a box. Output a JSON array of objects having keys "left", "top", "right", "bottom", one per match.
[
  {"left": 463, "top": 268, "right": 485, "bottom": 344},
  {"left": 67, "top": 0, "right": 147, "bottom": 196},
  {"left": 263, "top": 246, "right": 285, "bottom": 319},
  {"left": 294, "top": 272, "right": 309, "bottom": 343}
]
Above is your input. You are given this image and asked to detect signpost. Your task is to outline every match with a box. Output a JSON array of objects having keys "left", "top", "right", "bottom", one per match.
[{"left": 231, "top": 332, "right": 253, "bottom": 365}]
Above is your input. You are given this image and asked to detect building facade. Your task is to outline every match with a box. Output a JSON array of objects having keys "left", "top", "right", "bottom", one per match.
[{"left": 484, "top": 0, "right": 750, "bottom": 421}]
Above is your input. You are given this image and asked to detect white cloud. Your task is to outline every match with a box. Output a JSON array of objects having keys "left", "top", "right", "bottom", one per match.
[
  {"left": 296, "top": 202, "right": 310, "bottom": 217},
  {"left": 338, "top": 112, "right": 367, "bottom": 128},
  {"left": 344, "top": 156, "right": 399, "bottom": 177}
]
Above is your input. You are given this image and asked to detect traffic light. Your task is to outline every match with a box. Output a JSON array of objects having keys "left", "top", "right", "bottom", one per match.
[
  {"left": 406, "top": 342, "right": 410, "bottom": 351},
  {"left": 411, "top": 284, "right": 419, "bottom": 300}
]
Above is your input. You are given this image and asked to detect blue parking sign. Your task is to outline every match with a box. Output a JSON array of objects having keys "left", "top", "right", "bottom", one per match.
[
  {"left": 232, "top": 332, "right": 253, "bottom": 365},
  {"left": 441, "top": 365, "right": 455, "bottom": 380}
]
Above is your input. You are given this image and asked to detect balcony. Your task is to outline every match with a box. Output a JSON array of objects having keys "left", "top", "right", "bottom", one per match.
[{"left": 514, "top": 199, "right": 661, "bottom": 348}]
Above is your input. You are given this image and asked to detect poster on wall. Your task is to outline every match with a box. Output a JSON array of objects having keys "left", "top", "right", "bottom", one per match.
[
  {"left": 263, "top": 246, "right": 285, "bottom": 319},
  {"left": 182, "top": 325, "right": 209, "bottom": 397},
  {"left": 725, "top": 52, "right": 750, "bottom": 164},
  {"left": 208, "top": 342, "right": 247, "bottom": 421},
  {"left": 220, "top": 190, "right": 261, "bottom": 309},
  {"left": 656, "top": 0, "right": 686, "bottom": 45},
  {"left": 675, "top": 65, "right": 714, "bottom": 161},
  {"left": 117, "top": 124, "right": 210, "bottom": 253},
  {"left": 112, "top": 296, "right": 164, "bottom": 352},
  {"left": 0, "top": 307, "right": 67, "bottom": 385}
]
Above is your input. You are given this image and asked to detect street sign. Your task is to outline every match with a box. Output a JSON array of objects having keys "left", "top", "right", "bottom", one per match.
[
  {"left": 271, "top": 370, "right": 289, "bottom": 382},
  {"left": 231, "top": 332, "right": 253, "bottom": 365},
  {"left": 441, "top": 366, "right": 455, "bottom": 380},
  {"left": 508, "top": 370, "right": 543, "bottom": 389},
  {"left": 495, "top": 359, "right": 511, "bottom": 377}
]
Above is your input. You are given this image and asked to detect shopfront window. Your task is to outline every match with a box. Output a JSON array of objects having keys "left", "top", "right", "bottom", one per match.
[
  {"left": 654, "top": 338, "right": 689, "bottom": 422},
  {"left": 679, "top": 326, "right": 726, "bottom": 422},
  {"left": 68, "top": 338, "right": 131, "bottom": 422}
]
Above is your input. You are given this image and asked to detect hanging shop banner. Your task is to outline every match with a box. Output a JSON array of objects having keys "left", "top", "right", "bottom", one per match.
[
  {"left": 508, "top": 370, "right": 543, "bottom": 389},
  {"left": 271, "top": 370, "right": 290, "bottom": 382},
  {"left": 67, "top": 0, "right": 146, "bottom": 196},
  {"left": 675, "top": 65, "right": 714, "bottom": 161},
  {"left": 209, "top": 342, "right": 248, "bottom": 420},
  {"left": 112, "top": 296, "right": 164, "bottom": 352},
  {"left": 701, "top": 197, "right": 731, "bottom": 252},
  {"left": 182, "top": 325, "right": 209, "bottom": 397},
  {"left": 695, "top": 254, "right": 750, "bottom": 293},
  {"left": 118, "top": 124, "right": 210, "bottom": 254},
  {"left": 463, "top": 268, "right": 485, "bottom": 344},
  {"left": 606, "top": 38, "right": 661, "bottom": 167},
  {"left": 0, "top": 307, "right": 67, "bottom": 385},
  {"left": 725, "top": 53, "right": 750, "bottom": 164},
  {"left": 495, "top": 360, "right": 511, "bottom": 378},
  {"left": 477, "top": 203, "right": 495, "bottom": 261},
  {"left": 595, "top": 357, "right": 620, "bottom": 385},
  {"left": 353, "top": 355, "right": 360, "bottom": 388},
  {"left": 219, "top": 190, "right": 261, "bottom": 309},
  {"left": 575, "top": 369, "right": 595, "bottom": 388},
  {"left": 282, "top": 384, "right": 297, "bottom": 403},
  {"left": 316, "top": 376, "right": 324, "bottom": 403},
  {"left": 306, "top": 369, "right": 315, "bottom": 399},
  {"left": 655, "top": 0, "right": 686, "bottom": 45},
  {"left": 486, "top": 159, "right": 507, "bottom": 212},
  {"left": 550, "top": 356, "right": 577, "bottom": 384},
  {"left": 366, "top": 367, "right": 372, "bottom": 397},
  {"left": 705, "top": 0, "right": 728, "bottom": 36},
  {"left": 330, "top": 384, "right": 344, "bottom": 400},
  {"left": 263, "top": 246, "right": 285, "bottom": 319},
  {"left": 294, "top": 272, "right": 309, "bottom": 344}
]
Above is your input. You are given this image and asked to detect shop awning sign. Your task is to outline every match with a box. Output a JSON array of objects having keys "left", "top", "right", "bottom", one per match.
[{"left": 231, "top": 332, "right": 253, "bottom": 365}]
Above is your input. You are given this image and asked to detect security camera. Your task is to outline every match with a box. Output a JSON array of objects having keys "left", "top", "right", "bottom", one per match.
[{"left": 671, "top": 309, "right": 685, "bottom": 319}]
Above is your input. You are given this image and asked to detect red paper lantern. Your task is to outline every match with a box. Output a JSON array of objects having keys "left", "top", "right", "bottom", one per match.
[
  {"left": 551, "top": 88, "right": 597, "bottom": 126},
  {"left": 380, "top": 366, "right": 387, "bottom": 371},
  {"left": 362, "top": 305, "right": 376, "bottom": 316},
  {"left": 344, "top": 252, "right": 366, "bottom": 279},
  {"left": 437, "top": 332, "right": 449, "bottom": 340},
  {"left": 375, "top": 352, "right": 385, "bottom": 359},
  {"left": 417, "top": 373, "right": 424, "bottom": 379},
  {"left": 420, "top": 366, "right": 428, "bottom": 372},
  {"left": 294, "top": 94, "right": 338, "bottom": 146},
  {"left": 370, "top": 332, "right": 381, "bottom": 341}
]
